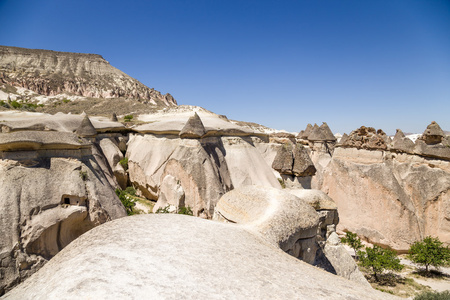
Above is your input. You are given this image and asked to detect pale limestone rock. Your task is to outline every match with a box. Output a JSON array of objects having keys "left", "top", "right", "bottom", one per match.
[
  {"left": 126, "top": 134, "right": 181, "bottom": 199},
  {"left": 153, "top": 175, "right": 185, "bottom": 212},
  {"left": 214, "top": 185, "right": 319, "bottom": 264},
  {"left": 221, "top": 137, "right": 280, "bottom": 189},
  {"left": 316, "top": 147, "right": 450, "bottom": 251},
  {"left": 3, "top": 214, "right": 395, "bottom": 300},
  {"left": 159, "top": 138, "right": 231, "bottom": 218},
  {"left": 323, "top": 232, "right": 370, "bottom": 286},
  {"left": 0, "top": 152, "right": 126, "bottom": 295},
  {"left": 98, "top": 138, "right": 128, "bottom": 189}
]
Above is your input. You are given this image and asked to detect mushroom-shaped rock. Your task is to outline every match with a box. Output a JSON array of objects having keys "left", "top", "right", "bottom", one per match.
[
  {"left": 179, "top": 113, "right": 206, "bottom": 138},
  {"left": 75, "top": 115, "right": 97, "bottom": 137},
  {"left": 214, "top": 185, "right": 320, "bottom": 264},
  {"left": 292, "top": 144, "right": 316, "bottom": 176},
  {"left": 420, "top": 121, "right": 444, "bottom": 145}
]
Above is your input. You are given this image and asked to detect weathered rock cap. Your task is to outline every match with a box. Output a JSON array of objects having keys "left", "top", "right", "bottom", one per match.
[
  {"left": 75, "top": 115, "right": 97, "bottom": 137},
  {"left": 214, "top": 185, "right": 319, "bottom": 247},
  {"left": 0, "top": 131, "right": 90, "bottom": 151},
  {"left": 179, "top": 112, "right": 206, "bottom": 138},
  {"left": 420, "top": 121, "right": 445, "bottom": 145},
  {"left": 308, "top": 122, "right": 336, "bottom": 142},
  {"left": 272, "top": 143, "right": 316, "bottom": 176},
  {"left": 297, "top": 123, "right": 313, "bottom": 139}
]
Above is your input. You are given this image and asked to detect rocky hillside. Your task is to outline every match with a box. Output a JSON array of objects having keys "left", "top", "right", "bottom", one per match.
[{"left": 0, "top": 46, "right": 176, "bottom": 111}]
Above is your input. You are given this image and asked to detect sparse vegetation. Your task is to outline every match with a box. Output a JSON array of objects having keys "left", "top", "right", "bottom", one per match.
[
  {"left": 115, "top": 188, "right": 136, "bottom": 216},
  {"left": 277, "top": 178, "right": 286, "bottom": 189},
  {"left": 124, "top": 114, "right": 134, "bottom": 122},
  {"left": 414, "top": 290, "right": 450, "bottom": 300},
  {"left": 62, "top": 98, "right": 71, "bottom": 103},
  {"left": 408, "top": 236, "right": 450, "bottom": 274},
  {"left": 341, "top": 231, "right": 363, "bottom": 260},
  {"left": 119, "top": 157, "right": 129, "bottom": 170},
  {"left": 155, "top": 204, "right": 193, "bottom": 215},
  {"left": 79, "top": 170, "right": 88, "bottom": 181},
  {"left": 358, "top": 245, "right": 403, "bottom": 282}
]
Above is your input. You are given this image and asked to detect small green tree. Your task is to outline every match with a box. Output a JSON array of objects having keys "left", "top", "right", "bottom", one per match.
[
  {"left": 358, "top": 245, "right": 403, "bottom": 282},
  {"left": 341, "top": 231, "right": 363, "bottom": 260},
  {"left": 408, "top": 236, "right": 450, "bottom": 273},
  {"left": 124, "top": 114, "right": 133, "bottom": 122}
]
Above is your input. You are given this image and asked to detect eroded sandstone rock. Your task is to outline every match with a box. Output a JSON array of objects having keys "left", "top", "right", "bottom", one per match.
[
  {"left": 214, "top": 185, "right": 320, "bottom": 264},
  {"left": 0, "top": 144, "right": 126, "bottom": 295},
  {"left": 3, "top": 214, "right": 394, "bottom": 300}
]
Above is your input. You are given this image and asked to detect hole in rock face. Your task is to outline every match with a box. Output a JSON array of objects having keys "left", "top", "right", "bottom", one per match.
[{"left": 61, "top": 195, "right": 86, "bottom": 206}]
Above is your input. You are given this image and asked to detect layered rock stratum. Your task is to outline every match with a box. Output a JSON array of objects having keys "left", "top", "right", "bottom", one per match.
[{"left": 0, "top": 45, "right": 176, "bottom": 115}]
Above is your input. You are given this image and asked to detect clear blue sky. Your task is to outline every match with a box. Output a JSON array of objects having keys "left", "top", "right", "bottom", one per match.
[{"left": 1, "top": 0, "right": 449, "bottom": 134}]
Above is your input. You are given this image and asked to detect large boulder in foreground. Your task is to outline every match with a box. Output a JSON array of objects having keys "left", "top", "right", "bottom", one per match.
[
  {"left": 214, "top": 185, "right": 319, "bottom": 264},
  {"left": 3, "top": 214, "right": 396, "bottom": 300}
]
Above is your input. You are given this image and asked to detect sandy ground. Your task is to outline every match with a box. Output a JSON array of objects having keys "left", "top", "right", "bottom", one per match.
[{"left": 400, "top": 258, "right": 450, "bottom": 293}]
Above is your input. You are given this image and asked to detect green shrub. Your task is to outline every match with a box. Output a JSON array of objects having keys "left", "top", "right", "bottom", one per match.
[
  {"left": 115, "top": 188, "right": 136, "bottom": 216},
  {"left": 155, "top": 205, "right": 171, "bottom": 214},
  {"left": 178, "top": 206, "right": 193, "bottom": 216},
  {"left": 79, "top": 171, "right": 88, "bottom": 181},
  {"left": 341, "top": 231, "right": 363, "bottom": 260},
  {"left": 414, "top": 290, "right": 450, "bottom": 300},
  {"left": 277, "top": 178, "right": 286, "bottom": 189},
  {"left": 358, "top": 245, "right": 403, "bottom": 282},
  {"left": 62, "top": 98, "right": 70, "bottom": 103},
  {"left": 155, "top": 205, "right": 193, "bottom": 215},
  {"left": 10, "top": 100, "right": 22, "bottom": 109},
  {"left": 119, "top": 157, "right": 128, "bottom": 170},
  {"left": 124, "top": 186, "right": 136, "bottom": 196},
  {"left": 408, "top": 236, "right": 450, "bottom": 273},
  {"left": 124, "top": 115, "right": 133, "bottom": 122}
]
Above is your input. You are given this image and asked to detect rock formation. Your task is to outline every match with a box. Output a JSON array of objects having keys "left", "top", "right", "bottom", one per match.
[
  {"left": 0, "top": 45, "right": 176, "bottom": 107},
  {"left": 214, "top": 185, "right": 320, "bottom": 264},
  {"left": 311, "top": 121, "right": 450, "bottom": 252},
  {"left": 179, "top": 112, "right": 206, "bottom": 138},
  {"left": 0, "top": 128, "right": 126, "bottom": 295},
  {"left": 3, "top": 214, "right": 393, "bottom": 300}
]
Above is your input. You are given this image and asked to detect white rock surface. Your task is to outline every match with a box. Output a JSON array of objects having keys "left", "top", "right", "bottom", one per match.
[{"left": 3, "top": 214, "right": 397, "bottom": 300}]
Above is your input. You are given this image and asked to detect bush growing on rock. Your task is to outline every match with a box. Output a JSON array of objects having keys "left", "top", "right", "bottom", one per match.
[
  {"left": 358, "top": 245, "right": 403, "bottom": 282},
  {"left": 119, "top": 157, "right": 129, "bottom": 170},
  {"left": 408, "top": 236, "right": 450, "bottom": 274},
  {"left": 115, "top": 188, "right": 136, "bottom": 215},
  {"left": 341, "top": 231, "right": 363, "bottom": 260}
]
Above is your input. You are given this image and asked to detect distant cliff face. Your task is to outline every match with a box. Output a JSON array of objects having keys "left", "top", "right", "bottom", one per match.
[{"left": 0, "top": 46, "right": 176, "bottom": 106}]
